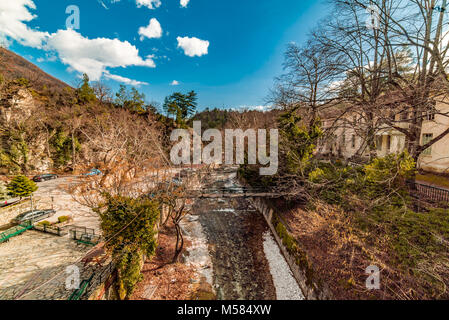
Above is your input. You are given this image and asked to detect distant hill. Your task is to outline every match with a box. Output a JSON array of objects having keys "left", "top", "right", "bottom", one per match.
[{"left": 0, "top": 47, "right": 68, "bottom": 90}]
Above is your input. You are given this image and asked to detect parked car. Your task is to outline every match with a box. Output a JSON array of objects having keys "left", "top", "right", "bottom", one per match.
[
  {"left": 13, "top": 209, "right": 56, "bottom": 224},
  {"left": 83, "top": 169, "right": 102, "bottom": 176},
  {"left": 33, "top": 174, "right": 58, "bottom": 182}
]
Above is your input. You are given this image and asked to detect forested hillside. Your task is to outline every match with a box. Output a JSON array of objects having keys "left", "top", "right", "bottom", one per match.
[{"left": 0, "top": 48, "right": 166, "bottom": 175}]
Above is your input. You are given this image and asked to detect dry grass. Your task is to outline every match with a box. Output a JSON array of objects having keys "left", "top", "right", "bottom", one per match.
[
  {"left": 281, "top": 200, "right": 449, "bottom": 300},
  {"left": 416, "top": 173, "right": 449, "bottom": 189}
]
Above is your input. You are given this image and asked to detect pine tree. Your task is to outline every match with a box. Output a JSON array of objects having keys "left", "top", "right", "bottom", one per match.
[
  {"left": 6, "top": 175, "right": 38, "bottom": 199},
  {"left": 77, "top": 74, "right": 96, "bottom": 104},
  {"left": 163, "top": 91, "right": 198, "bottom": 124}
]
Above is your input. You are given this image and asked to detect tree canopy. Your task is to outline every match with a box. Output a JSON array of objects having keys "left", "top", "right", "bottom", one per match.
[
  {"left": 115, "top": 85, "right": 147, "bottom": 114},
  {"left": 76, "top": 74, "right": 96, "bottom": 104},
  {"left": 163, "top": 91, "right": 198, "bottom": 125},
  {"left": 6, "top": 175, "right": 38, "bottom": 199}
]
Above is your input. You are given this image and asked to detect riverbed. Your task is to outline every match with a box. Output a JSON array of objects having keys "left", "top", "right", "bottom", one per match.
[{"left": 185, "top": 168, "right": 304, "bottom": 300}]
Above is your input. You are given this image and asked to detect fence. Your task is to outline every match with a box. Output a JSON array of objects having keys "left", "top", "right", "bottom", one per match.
[
  {"left": 69, "top": 226, "right": 101, "bottom": 245},
  {"left": 409, "top": 181, "right": 449, "bottom": 204},
  {"left": 33, "top": 224, "right": 68, "bottom": 236}
]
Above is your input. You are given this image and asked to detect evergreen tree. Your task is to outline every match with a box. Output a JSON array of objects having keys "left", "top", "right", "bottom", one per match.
[
  {"left": 115, "top": 86, "right": 147, "bottom": 114},
  {"left": 115, "top": 84, "right": 129, "bottom": 107},
  {"left": 129, "top": 87, "right": 146, "bottom": 114},
  {"left": 278, "top": 106, "right": 322, "bottom": 175},
  {"left": 163, "top": 91, "right": 198, "bottom": 124},
  {"left": 77, "top": 74, "right": 96, "bottom": 104},
  {"left": 6, "top": 175, "right": 38, "bottom": 199}
]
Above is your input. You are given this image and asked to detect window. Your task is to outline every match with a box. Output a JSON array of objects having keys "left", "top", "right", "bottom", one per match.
[
  {"left": 422, "top": 133, "right": 433, "bottom": 156},
  {"left": 387, "top": 135, "right": 391, "bottom": 151},
  {"left": 376, "top": 136, "right": 383, "bottom": 151},
  {"left": 426, "top": 110, "right": 435, "bottom": 121},
  {"left": 351, "top": 135, "right": 356, "bottom": 148}
]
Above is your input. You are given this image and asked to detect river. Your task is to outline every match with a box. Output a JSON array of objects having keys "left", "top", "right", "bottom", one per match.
[{"left": 182, "top": 167, "right": 304, "bottom": 300}]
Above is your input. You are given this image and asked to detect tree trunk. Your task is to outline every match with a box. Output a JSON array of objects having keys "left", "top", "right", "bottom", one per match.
[{"left": 71, "top": 131, "right": 76, "bottom": 168}]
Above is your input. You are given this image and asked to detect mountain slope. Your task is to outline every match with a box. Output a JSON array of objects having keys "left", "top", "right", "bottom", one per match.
[{"left": 0, "top": 47, "right": 68, "bottom": 90}]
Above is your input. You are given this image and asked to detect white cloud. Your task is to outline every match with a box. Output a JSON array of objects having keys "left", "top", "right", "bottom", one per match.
[
  {"left": 170, "top": 80, "right": 179, "bottom": 85},
  {"left": 36, "top": 53, "right": 57, "bottom": 63},
  {"left": 136, "top": 0, "right": 161, "bottom": 9},
  {"left": 46, "top": 29, "right": 156, "bottom": 81},
  {"left": 180, "top": 0, "right": 190, "bottom": 8},
  {"left": 138, "top": 18, "right": 162, "bottom": 40},
  {"left": 104, "top": 72, "right": 148, "bottom": 86},
  {"left": 0, "top": 1, "right": 155, "bottom": 84},
  {"left": 177, "top": 36, "right": 209, "bottom": 57},
  {"left": 0, "top": 0, "right": 49, "bottom": 48}
]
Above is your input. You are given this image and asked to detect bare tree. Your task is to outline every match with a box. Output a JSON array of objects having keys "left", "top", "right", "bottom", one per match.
[
  {"left": 322, "top": 0, "right": 449, "bottom": 162},
  {"left": 92, "top": 81, "right": 113, "bottom": 104},
  {"left": 272, "top": 39, "right": 343, "bottom": 125}
]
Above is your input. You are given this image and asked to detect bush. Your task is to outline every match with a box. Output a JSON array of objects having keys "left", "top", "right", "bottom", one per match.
[
  {"left": 38, "top": 221, "right": 51, "bottom": 226},
  {"left": 364, "top": 151, "right": 416, "bottom": 186},
  {"left": 95, "top": 194, "right": 160, "bottom": 299},
  {"left": 57, "top": 216, "right": 70, "bottom": 223}
]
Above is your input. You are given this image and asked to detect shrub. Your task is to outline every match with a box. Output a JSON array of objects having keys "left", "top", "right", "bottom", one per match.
[
  {"left": 95, "top": 194, "right": 160, "bottom": 299},
  {"left": 57, "top": 216, "right": 70, "bottom": 223},
  {"left": 308, "top": 168, "right": 325, "bottom": 183},
  {"left": 364, "top": 151, "right": 416, "bottom": 186},
  {"left": 38, "top": 221, "right": 51, "bottom": 226}
]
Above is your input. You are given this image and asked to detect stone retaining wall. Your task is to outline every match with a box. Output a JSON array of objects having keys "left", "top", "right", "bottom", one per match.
[
  {"left": 248, "top": 197, "right": 332, "bottom": 300},
  {"left": 0, "top": 200, "right": 34, "bottom": 226}
]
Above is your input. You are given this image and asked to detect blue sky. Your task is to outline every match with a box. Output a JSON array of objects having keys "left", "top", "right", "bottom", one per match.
[{"left": 0, "top": 0, "right": 330, "bottom": 111}]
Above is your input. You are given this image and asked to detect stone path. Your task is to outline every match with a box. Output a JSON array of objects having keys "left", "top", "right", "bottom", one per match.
[{"left": 0, "top": 177, "right": 101, "bottom": 300}]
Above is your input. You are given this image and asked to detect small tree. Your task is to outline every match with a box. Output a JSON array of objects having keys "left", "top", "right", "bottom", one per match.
[
  {"left": 77, "top": 74, "right": 96, "bottom": 104},
  {"left": 7, "top": 175, "right": 38, "bottom": 200},
  {"left": 114, "top": 85, "right": 147, "bottom": 114}
]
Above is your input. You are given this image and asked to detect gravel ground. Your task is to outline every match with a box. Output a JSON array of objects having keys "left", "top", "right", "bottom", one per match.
[
  {"left": 262, "top": 231, "right": 304, "bottom": 300},
  {"left": 0, "top": 176, "right": 100, "bottom": 300}
]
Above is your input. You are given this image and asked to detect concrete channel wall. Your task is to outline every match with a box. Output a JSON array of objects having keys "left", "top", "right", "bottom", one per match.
[{"left": 248, "top": 197, "right": 332, "bottom": 300}]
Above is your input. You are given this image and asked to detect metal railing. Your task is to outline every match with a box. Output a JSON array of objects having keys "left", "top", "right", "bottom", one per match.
[
  {"left": 33, "top": 224, "right": 68, "bottom": 236},
  {"left": 69, "top": 226, "right": 101, "bottom": 245},
  {"left": 409, "top": 181, "right": 449, "bottom": 204}
]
